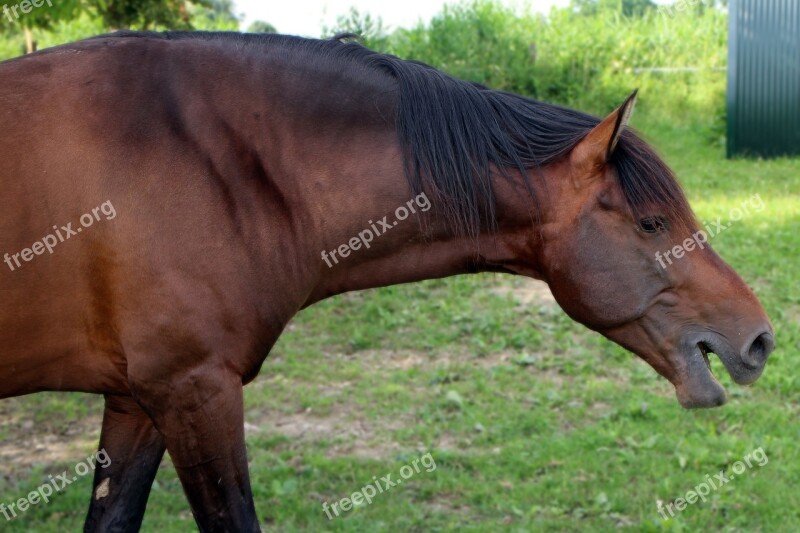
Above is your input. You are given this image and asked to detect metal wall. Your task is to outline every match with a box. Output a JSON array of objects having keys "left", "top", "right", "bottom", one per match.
[{"left": 727, "top": 0, "right": 800, "bottom": 158}]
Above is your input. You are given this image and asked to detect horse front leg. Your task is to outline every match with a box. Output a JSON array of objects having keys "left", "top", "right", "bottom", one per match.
[
  {"left": 132, "top": 367, "right": 260, "bottom": 532},
  {"left": 84, "top": 394, "right": 166, "bottom": 533}
]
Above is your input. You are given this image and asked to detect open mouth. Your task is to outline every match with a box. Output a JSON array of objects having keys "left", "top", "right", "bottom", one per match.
[
  {"left": 675, "top": 332, "right": 769, "bottom": 409},
  {"left": 700, "top": 342, "right": 713, "bottom": 373},
  {"left": 674, "top": 340, "right": 728, "bottom": 409}
]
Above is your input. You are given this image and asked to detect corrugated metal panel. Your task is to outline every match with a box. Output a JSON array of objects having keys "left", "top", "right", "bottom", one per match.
[{"left": 727, "top": 0, "right": 800, "bottom": 158}]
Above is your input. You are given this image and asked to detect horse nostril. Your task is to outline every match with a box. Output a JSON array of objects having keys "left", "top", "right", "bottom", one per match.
[{"left": 742, "top": 331, "right": 774, "bottom": 369}]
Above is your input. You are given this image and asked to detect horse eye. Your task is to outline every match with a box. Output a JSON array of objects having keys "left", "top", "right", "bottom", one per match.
[{"left": 638, "top": 216, "right": 668, "bottom": 234}]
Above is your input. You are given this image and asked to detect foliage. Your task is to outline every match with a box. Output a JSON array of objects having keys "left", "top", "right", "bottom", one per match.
[
  {"left": 94, "top": 0, "right": 207, "bottom": 30},
  {"left": 0, "top": 0, "right": 84, "bottom": 32},
  {"left": 0, "top": 0, "right": 231, "bottom": 57},
  {"left": 377, "top": 0, "right": 727, "bottom": 126},
  {"left": 247, "top": 20, "right": 277, "bottom": 34},
  {"left": 0, "top": 0, "right": 213, "bottom": 31},
  {"left": 322, "top": 7, "right": 388, "bottom": 49},
  {"left": 187, "top": 0, "right": 239, "bottom": 31},
  {"left": 328, "top": 1, "right": 730, "bottom": 126},
  {"left": 388, "top": 1, "right": 539, "bottom": 96},
  {"left": 571, "top": 0, "right": 658, "bottom": 17}
]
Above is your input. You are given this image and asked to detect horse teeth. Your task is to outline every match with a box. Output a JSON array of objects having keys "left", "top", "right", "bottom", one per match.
[{"left": 702, "top": 351, "right": 712, "bottom": 371}]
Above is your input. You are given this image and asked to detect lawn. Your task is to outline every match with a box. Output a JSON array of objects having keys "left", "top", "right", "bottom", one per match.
[{"left": 0, "top": 112, "right": 798, "bottom": 532}]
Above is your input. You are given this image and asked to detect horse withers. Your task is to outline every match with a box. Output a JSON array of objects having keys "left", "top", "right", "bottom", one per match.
[{"left": 0, "top": 32, "right": 773, "bottom": 531}]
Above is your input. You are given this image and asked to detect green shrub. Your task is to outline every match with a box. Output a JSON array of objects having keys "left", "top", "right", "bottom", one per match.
[{"left": 380, "top": 0, "right": 726, "bottom": 128}]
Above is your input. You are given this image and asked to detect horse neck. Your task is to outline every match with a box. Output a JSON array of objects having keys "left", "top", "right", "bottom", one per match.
[
  {"left": 303, "top": 158, "right": 550, "bottom": 305},
  {"left": 240, "top": 48, "right": 551, "bottom": 304}
]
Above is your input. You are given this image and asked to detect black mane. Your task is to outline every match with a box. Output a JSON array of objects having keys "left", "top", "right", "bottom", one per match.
[{"left": 99, "top": 31, "right": 695, "bottom": 236}]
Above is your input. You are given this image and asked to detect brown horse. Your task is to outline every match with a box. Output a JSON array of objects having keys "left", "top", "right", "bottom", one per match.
[{"left": 0, "top": 32, "right": 773, "bottom": 532}]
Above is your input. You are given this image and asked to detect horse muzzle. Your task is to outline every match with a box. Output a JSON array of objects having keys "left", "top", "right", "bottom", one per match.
[{"left": 674, "top": 328, "right": 774, "bottom": 409}]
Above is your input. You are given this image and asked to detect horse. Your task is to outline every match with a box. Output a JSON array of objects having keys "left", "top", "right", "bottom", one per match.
[{"left": 0, "top": 31, "right": 774, "bottom": 532}]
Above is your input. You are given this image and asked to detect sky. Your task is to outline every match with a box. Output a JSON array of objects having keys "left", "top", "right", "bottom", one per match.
[{"left": 232, "top": 0, "right": 571, "bottom": 37}]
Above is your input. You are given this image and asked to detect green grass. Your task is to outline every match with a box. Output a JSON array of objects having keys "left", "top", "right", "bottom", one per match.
[{"left": 0, "top": 114, "right": 798, "bottom": 532}]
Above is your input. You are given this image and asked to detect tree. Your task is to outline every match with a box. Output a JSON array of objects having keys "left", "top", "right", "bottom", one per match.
[
  {"left": 323, "top": 7, "right": 387, "bottom": 48},
  {"left": 189, "top": 0, "right": 240, "bottom": 31},
  {"left": 621, "top": 0, "right": 656, "bottom": 17},
  {"left": 247, "top": 21, "right": 276, "bottom": 34},
  {"left": 1, "top": 0, "right": 216, "bottom": 54},
  {"left": 570, "top": 0, "right": 656, "bottom": 17},
  {"left": 0, "top": 0, "right": 85, "bottom": 53},
  {"left": 100, "top": 0, "right": 235, "bottom": 30},
  {"left": 570, "top": 0, "right": 599, "bottom": 15}
]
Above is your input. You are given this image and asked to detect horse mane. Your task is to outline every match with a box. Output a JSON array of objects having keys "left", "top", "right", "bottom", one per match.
[{"left": 96, "top": 31, "right": 696, "bottom": 236}]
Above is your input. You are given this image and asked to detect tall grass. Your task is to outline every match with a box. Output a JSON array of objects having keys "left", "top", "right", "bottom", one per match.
[{"left": 354, "top": 1, "right": 727, "bottom": 130}]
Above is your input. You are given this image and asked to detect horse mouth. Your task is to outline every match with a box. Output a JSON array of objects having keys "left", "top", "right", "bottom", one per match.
[
  {"left": 675, "top": 328, "right": 773, "bottom": 409},
  {"left": 674, "top": 341, "right": 727, "bottom": 409},
  {"left": 700, "top": 342, "right": 713, "bottom": 372}
]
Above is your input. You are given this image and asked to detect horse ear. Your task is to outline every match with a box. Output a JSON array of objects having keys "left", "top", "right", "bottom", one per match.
[{"left": 570, "top": 89, "right": 638, "bottom": 176}]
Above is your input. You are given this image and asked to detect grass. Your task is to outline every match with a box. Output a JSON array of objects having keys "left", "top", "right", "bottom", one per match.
[{"left": 0, "top": 112, "right": 798, "bottom": 532}]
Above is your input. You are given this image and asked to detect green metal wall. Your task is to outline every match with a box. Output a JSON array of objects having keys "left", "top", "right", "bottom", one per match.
[{"left": 727, "top": 0, "right": 800, "bottom": 158}]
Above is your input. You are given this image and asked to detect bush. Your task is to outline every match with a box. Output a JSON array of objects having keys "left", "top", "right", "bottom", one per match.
[{"left": 379, "top": 0, "right": 726, "bottom": 126}]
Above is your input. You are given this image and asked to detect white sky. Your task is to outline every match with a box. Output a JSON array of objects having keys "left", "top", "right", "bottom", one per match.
[{"left": 232, "top": 0, "right": 571, "bottom": 37}]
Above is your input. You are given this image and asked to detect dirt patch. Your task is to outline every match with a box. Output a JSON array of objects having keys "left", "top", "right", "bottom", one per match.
[
  {"left": 782, "top": 303, "right": 800, "bottom": 325},
  {"left": 346, "top": 347, "right": 560, "bottom": 372},
  {"left": 245, "top": 408, "right": 407, "bottom": 460},
  {"left": 0, "top": 411, "right": 101, "bottom": 480},
  {"left": 245, "top": 345, "right": 573, "bottom": 460},
  {"left": 348, "top": 348, "right": 512, "bottom": 370}
]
